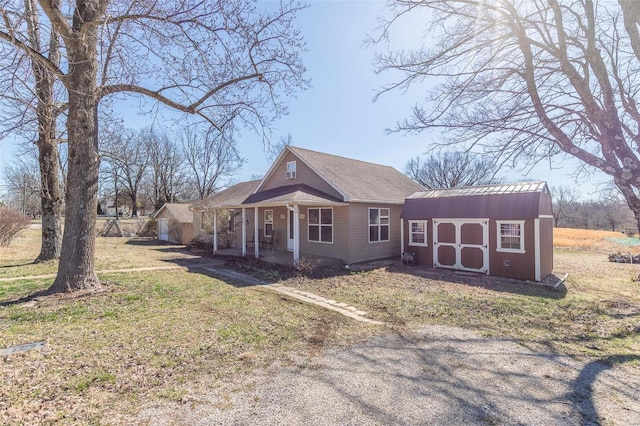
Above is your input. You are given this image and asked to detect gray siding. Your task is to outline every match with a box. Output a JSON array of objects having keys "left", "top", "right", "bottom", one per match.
[
  {"left": 261, "top": 152, "right": 343, "bottom": 200},
  {"left": 299, "top": 206, "right": 349, "bottom": 261},
  {"left": 345, "top": 203, "right": 403, "bottom": 264}
]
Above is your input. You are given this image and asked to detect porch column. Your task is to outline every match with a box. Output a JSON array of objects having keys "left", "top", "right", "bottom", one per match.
[
  {"left": 213, "top": 209, "right": 218, "bottom": 254},
  {"left": 241, "top": 208, "right": 246, "bottom": 257},
  {"left": 293, "top": 204, "right": 300, "bottom": 268},
  {"left": 254, "top": 207, "right": 259, "bottom": 259}
]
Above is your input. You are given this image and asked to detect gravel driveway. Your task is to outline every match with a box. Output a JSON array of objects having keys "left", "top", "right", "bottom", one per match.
[{"left": 137, "top": 324, "right": 639, "bottom": 425}]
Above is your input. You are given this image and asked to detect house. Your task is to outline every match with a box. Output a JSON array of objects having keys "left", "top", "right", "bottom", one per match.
[
  {"left": 192, "top": 146, "right": 424, "bottom": 267},
  {"left": 154, "top": 203, "right": 195, "bottom": 244},
  {"left": 400, "top": 181, "right": 553, "bottom": 281}
]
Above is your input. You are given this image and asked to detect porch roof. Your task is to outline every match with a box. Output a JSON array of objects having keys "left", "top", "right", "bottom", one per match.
[{"left": 242, "top": 184, "right": 347, "bottom": 207}]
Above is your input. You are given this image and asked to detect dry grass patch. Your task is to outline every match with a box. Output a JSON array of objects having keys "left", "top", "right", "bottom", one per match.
[
  {"left": 0, "top": 227, "right": 201, "bottom": 280},
  {"left": 285, "top": 249, "right": 640, "bottom": 360},
  {"left": 0, "top": 269, "right": 372, "bottom": 424},
  {"left": 554, "top": 227, "right": 640, "bottom": 253}
]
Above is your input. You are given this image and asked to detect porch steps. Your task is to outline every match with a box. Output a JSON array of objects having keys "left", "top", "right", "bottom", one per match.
[{"left": 200, "top": 267, "right": 384, "bottom": 325}]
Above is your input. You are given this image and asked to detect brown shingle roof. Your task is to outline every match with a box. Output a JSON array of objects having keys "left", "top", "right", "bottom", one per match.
[
  {"left": 286, "top": 146, "right": 424, "bottom": 203},
  {"left": 154, "top": 203, "right": 194, "bottom": 223},
  {"left": 194, "top": 180, "right": 261, "bottom": 209}
]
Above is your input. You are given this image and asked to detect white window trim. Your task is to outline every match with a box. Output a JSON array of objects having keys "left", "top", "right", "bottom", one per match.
[
  {"left": 285, "top": 161, "right": 297, "bottom": 179},
  {"left": 408, "top": 220, "right": 428, "bottom": 247},
  {"left": 264, "top": 209, "right": 274, "bottom": 236},
  {"left": 307, "top": 207, "right": 333, "bottom": 244},
  {"left": 368, "top": 207, "right": 390, "bottom": 243},
  {"left": 496, "top": 220, "right": 525, "bottom": 253}
]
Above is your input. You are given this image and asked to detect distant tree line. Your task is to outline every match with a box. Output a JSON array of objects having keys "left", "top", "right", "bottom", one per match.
[
  {"left": 552, "top": 186, "right": 634, "bottom": 232},
  {"left": 2, "top": 124, "right": 245, "bottom": 218}
]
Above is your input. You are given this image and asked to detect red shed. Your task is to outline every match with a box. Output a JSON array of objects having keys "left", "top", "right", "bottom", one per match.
[{"left": 400, "top": 181, "right": 553, "bottom": 281}]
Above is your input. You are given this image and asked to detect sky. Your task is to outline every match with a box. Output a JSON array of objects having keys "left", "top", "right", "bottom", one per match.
[{"left": 0, "top": 0, "right": 610, "bottom": 200}]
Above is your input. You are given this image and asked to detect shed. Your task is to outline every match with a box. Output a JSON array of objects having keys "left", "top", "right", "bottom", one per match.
[
  {"left": 400, "top": 181, "right": 553, "bottom": 281},
  {"left": 153, "top": 203, "right": 195, "bottom": 244}
]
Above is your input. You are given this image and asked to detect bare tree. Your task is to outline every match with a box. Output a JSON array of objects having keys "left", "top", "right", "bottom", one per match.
[
  {"left": 266, "top": 133, "right": 294, "bottom": 163},
  {"left": 0, "top": 0, "right": 65, "bottom": 261},
  {"left": 146, "top": 129, "right": 187, "bottom": 210},
  {"left": 101, "top": 128, "right": 149, "bottom": 217},
  {"left": 3, "top": 156, "right": 41, "bottom": 218},
  {"left": 182, "top": 126, "right": 246, "bottom": 199},
  {"left": 0, "top": 1, "right": 307, "bottom": 293},
  {"left": 551, "top": 186, "right": 580, "bottom": 227},
  {"left": 404, "top": 151, "right": 501, "bottom": 189},
  {"left": 373, "top": 0, "right": 640, "bottom": 233}
]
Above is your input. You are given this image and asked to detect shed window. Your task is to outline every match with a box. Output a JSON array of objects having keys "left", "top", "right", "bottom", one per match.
[
  {"left": 496, "top": 220, "right": 525, "bottom": 253},
  {"left": 264, "top": 210, "right": 273, "bottom": 236},
  {"left": 409, "top": 221, "right": 428, "bottom": 246},
  {"left": 308, "top": 208, "right": 333, "bottom": 243},
  {"left": 369, "top": 208, "right": 390, "bottom": 242}
]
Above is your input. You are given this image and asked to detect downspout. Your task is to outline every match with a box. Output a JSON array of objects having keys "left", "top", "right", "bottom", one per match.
[
  {"left": 254, "top": 207, "right": 259, "bottom": 259},
  {"left": 400, "top": 218, "right": 404, "bottom": 259},
  {"left": 241, "top": 208, "right": 246, "bottom": 257},
  {"left": 213, "top": 209, "right": 218, "bottom": 254},
  {"left": 286, "top": 203, "right": 300, "bottom": 268}
]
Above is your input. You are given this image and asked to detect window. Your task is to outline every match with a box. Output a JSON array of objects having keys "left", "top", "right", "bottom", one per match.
[
  {"left": 369, "top": 208, "right": 390, "bottom": 242},
  {"left": 409, "top": 221, "right": 428, "bottom": 246},
  {"left": 228, "top": 210, "right": 236, "bottom": 232},
  {"left": 264, "top": 210, "right": 273, "bottom": 236},
  {"left": 308, "top": 208, "right": 333, "bottom": 243},
  {"left": 285, "top": 161, "right": 296, "bottom": 179},
  {"left": 497, "top": 220, "right": 525, "bottom": 253}
]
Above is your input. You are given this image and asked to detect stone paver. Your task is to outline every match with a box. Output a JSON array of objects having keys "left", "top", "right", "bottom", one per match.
[{"left": 199, "top": 267, "right": 383, "bottom": 325}]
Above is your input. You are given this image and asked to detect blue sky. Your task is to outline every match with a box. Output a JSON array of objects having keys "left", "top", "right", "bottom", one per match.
[{"left": 0, "top": 0, "right": 609, "bottom": 199}]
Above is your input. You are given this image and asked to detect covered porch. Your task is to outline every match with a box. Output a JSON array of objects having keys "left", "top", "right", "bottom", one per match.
[{"left": 204, "top": 184, "right": 347, "bottom": 268}]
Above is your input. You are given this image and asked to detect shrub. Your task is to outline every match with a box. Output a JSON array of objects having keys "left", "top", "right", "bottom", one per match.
[{"left": 0, "top": 207, "right": 30, "bottom": 246}]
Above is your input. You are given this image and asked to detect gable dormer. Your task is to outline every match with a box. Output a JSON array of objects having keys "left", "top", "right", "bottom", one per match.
[{"left": 256, "top": 148, "right": 344, "bottom": 200}]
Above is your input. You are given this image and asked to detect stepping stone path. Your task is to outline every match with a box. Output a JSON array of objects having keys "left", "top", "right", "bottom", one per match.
[{"left": 201, "top": 267, "right": 384, "bottom": 325}]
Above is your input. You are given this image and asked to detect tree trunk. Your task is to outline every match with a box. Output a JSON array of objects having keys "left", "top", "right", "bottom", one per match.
[
  {"left": 36, "top": 139, "right": 62, "bottom": 261},
  {"left": 130, "top": 193, "right": 138, "bottom": 217},
  {"left": 26, "top": 0, "right": 62, "bottom": 262},
  {"left": 48, "top": 18, "right": 101, "bottom": 293}
]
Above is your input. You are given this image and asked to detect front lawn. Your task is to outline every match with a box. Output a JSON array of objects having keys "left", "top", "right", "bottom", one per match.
[{"left": 1, "top": 227, "right": 639, "bottom": 423}]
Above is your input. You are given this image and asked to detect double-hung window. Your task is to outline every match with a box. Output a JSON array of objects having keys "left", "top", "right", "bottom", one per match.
[
  {"left": 496, "top": 220, "right": 525, "bottom": 253},
  {"left": 308, "top": 208, "right": 333, "bottom": 243},
  {"left": 369, "top": 208, "right": 390, "bottom": 242},
  {"left": 409, "top": 221, "right": 428, "bottom": 246},
  {"left": 369, "top": 208, "right": 389, "bottom": 243}
]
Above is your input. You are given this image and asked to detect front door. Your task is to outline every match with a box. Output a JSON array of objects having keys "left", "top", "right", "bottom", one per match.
[{"left": 287, "top": 210, "right": 294, "bottom": 251}]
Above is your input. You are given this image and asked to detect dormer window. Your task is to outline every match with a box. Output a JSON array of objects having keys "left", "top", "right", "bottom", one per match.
[{"left": 285, "top": 161, "right": 296, "bottom": 179}]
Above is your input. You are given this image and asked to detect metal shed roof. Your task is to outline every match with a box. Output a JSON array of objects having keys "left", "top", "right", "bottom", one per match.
[{"left": 401, "top": 181, "right": 551, "bottom": 220}]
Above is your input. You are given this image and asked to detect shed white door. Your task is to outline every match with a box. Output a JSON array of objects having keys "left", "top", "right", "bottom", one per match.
[
  {"left": 158, "top": 218, "right": 169, "bottom": 241},
  {"left": 433, "top": 219, "right": 488, "bottom": 274}
]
